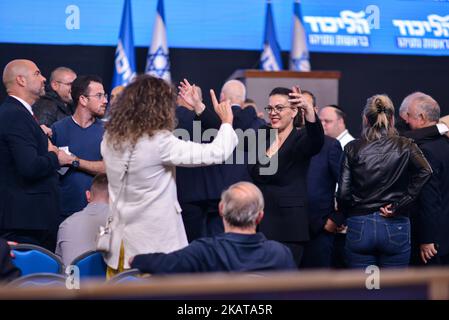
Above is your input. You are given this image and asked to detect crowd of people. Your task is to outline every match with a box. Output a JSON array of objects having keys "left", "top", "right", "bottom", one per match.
[{"left": 1, "top": 58, "right": 449, "bottom": 283}]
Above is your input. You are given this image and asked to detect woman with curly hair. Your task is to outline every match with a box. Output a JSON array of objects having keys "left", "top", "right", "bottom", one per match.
[
  {"left": 337, "top": 94, "right": 432, "bottom": 268},
  {"left": 101, "top": 75, "right": 237, "bottom": 276}
]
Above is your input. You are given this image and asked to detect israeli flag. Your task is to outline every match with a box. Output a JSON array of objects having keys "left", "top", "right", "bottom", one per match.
[
  {"left": 290, "top": 0, "right": 311, "bottom": 71},
  {"left": 112, "top": 0, "right": 136, "bottom": 88},
  {"left": 260, "top": 1, "right": 283, "bottom": 71},
  {"left": 145, "top": 0, "right": 171, "bottom": 83}
]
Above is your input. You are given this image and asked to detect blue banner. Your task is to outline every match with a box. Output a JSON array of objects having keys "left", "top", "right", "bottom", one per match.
[{"left": 1, "top": 0, "right": 448, "bottom": 56}]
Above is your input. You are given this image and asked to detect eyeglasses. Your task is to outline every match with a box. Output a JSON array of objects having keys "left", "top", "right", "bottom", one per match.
[
  {"left": 55, "top": 80, "right": 73, "bottom": 86},
  {"left": 264, "top": 105, "right": 294, "bottom": 114},
  {"left": 84, "top": 93, "right": 108, "bottom": 100}
]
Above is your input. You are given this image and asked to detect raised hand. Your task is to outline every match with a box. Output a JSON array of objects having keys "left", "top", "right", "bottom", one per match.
[
  {"left": 178, "top": 79, "right": 204, "bottom": 113},
  {"left": 210, "top": 89, "right": 233, "bottom": 124},
  {"left": 288, "top": 85, "right": 316, "bottom": 122}
]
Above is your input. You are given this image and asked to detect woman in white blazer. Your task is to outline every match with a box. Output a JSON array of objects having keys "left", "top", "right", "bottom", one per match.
[{"left": 101, "top": 75, "right": 238, "bottom": 275}]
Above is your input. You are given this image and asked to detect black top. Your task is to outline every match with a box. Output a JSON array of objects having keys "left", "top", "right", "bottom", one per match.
[{"left": 337, "top": 135, "right": 432, "bottom": 217}]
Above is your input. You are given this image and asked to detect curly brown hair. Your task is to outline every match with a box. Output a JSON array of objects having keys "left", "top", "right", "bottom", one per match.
[{"left": 105, "top": 75, "right": 176, "bottom": 150}]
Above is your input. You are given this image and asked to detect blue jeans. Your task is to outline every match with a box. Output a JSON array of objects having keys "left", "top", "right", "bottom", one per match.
[{"left": 345, "top": 212, "right": 411, "bottom": 269}]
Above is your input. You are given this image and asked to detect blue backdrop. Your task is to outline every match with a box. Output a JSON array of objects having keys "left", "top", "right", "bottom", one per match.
[{"left": 0, "top": 0, "right": 448, "bottom": 55}]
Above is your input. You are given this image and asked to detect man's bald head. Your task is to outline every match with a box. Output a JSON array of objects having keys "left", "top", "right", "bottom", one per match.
[
  {"left": 3, "top": 59, "right": 35, "bottom": 89},
  {"left": 220, "top": 182, "right": 264, "bottom": 228},
  {"left": 220, "top": 80, "right": 246, "bottom": 106},
  {"left": 2, "top": 59, "right": 46, "bottom": 104}
]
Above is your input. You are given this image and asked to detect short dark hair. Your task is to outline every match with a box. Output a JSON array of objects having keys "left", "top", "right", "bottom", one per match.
[
  {"left": 71, "top": 75, "right": 103, "bottom": 105},
  {"left": 301, "top": 90, "right": 316, "bottom": 108},
  {"left": 269, "top": 87, "right": 292, "bottom": 97},
  {"left": 90, "top": 174, "right": 108, "bottom": 196},
  {"left": 326, "top": 104, "right": 347, "bottom": 122}
]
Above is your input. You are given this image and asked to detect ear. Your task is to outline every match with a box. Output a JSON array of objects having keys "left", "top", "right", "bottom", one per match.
[
  {"left": 79, "top": 95, "right": 89, "bottom": 107},
  {"left": 219, "top": 92, "right": 225, "bottom": 103},
  {"left": 292, "top": 107, "right": 299, "bottom": 119},
  {"left": 86, "top": 190, "right": 91, "bottom": 203},
  {"left": 50, "top": 80, "right": 59, "bottom": 91},
  {"left": 255, "top": 211, "right": 264, "bottom": 225},
  {"left": 218, "top": 201, "right": 224, "bottom": 217},
  {"left": 16, "top": 75, "right": 26, "bottom": 87}
]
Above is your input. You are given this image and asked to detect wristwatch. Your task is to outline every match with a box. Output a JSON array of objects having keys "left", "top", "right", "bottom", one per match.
[{"left": 71, "top": 157, "right": 80, "bottom": 169}]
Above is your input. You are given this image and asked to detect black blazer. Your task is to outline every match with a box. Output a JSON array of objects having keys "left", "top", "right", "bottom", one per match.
[
  {"left": 175, "top": 106, "right": 222, "bottom": 202},
  {"left": 306, "top": 136, "right": 343, "bottom": 236},
  {"left": 0, "top": 96, "right": 60, "bottom": 230},
  {"left": 416, "top": 135, "right": 449, "bottom": 256},
  {"left": 176, "top": 106, "right": 261, "bottom": 203},
  {"left": 250, "top": 119, "right": 324, "bottom": 242},
  {"left": 0, "top": 238, "right": 21, "bottom": 283}
]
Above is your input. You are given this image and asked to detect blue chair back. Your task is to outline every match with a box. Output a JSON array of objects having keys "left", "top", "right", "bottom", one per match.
[
  {"left": 8, "top": 273, "right": 66, "bottom": 288},
  {"left": 108, "top": 269, "right": 148, "bottom": 284},
  {"left": 71, "top": 251, "right": 107, "bottom": 280},
  {"left": 11, "top": 244, "right": 64, "bottom": 276}
]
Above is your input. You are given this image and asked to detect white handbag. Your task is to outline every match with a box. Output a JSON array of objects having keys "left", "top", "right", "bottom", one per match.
[{"left": 96, "top": 147, "right": 133, "bottom": 253}]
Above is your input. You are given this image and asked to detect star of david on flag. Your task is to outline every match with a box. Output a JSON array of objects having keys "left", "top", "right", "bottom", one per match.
[{"left": 145, "top": 0, "right": 171, "bottom": 82}]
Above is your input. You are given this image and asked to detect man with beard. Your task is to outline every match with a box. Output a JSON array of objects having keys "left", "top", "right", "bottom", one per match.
[
  {"left": 0, "top": 59, "right": 72, "bottom": 250},
  {"left": 33, "top": 67, "right": 77, "bottom": 127},
  {"left": 51, "top": 75, "right": 106, "bottom": 222}
]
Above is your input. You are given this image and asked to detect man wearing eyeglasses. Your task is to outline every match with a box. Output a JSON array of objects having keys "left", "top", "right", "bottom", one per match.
[
  {"left": 32, "top": 67, "right": 77, "bottom": 128},
  {"left": 50, "top": 75, "right": 106, "bottom": 223}
]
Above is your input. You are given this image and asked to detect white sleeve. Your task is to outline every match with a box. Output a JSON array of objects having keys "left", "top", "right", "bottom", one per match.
[
  {"left": 436, "top": 123, "right": 449, "bottom": 135},
  {"left": 158, "top": 123, "right": 238, "bottom": 167}
]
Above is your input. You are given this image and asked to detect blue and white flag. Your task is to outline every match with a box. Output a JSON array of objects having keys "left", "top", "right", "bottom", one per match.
[
  {"left": 290, "top": 0, "right": 311, "bottom": 71},
  {"left": 112, "top": 0, "right": 136, "bottom": 88},
  {"left": 145, "top": 0, "right": 171, "bottom": 82},
  {"left": 260, "top": 1, "right": 283, "bottom": 71}
]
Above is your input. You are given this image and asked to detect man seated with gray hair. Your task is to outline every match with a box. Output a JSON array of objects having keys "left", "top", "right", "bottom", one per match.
[{"left": 130, "top": 182, "right": 296, "bottom": 273}]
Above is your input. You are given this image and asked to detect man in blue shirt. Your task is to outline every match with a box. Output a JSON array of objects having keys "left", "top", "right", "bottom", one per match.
[
  {"left": 130, "top": 182, "right": 296, "bottom": 274},
  {"left": 51, "top": 75, "right": 106, "bottom": 221}
]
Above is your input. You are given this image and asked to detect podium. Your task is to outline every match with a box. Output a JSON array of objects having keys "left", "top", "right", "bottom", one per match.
[{"left": 229, "top": 70, "right": 341, "bottom": 119}]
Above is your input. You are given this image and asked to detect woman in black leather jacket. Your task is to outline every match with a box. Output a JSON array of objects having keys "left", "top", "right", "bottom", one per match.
[{"left": 337, "top": 94, "right": 432, "bottom": 268}]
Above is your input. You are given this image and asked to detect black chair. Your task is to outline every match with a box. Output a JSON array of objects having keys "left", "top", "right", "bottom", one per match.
[{"left": 10, "top": 244, "right": 64, "bottom": 276}]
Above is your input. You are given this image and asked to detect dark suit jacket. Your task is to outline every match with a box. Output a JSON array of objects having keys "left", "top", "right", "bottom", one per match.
[
  {"left": 0, "top": 96, "right": 60, "bottom": 230},
  {"left": 0, "top": 238, "right": 21, "bottom": 283},
  {"left": 175, "top": 106, "right": 221, "bottom": 202},
  {"left": 415, "top": 135, "right": 449, "bottom": 256},
  {"left": 131, "top": 232, "right": 296, "bottom": 273},
  {"left": 249, "top": 119, "right": 324, "bottom": 242},
  {"left": 306, "top": 136, "right": 343, "bottom": 236},
  {"left": 402, "top": 125, "right": 440, "bottom": 143},
  {"left": 181, "top": 104, "right": 264, "bottom": 200}
]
